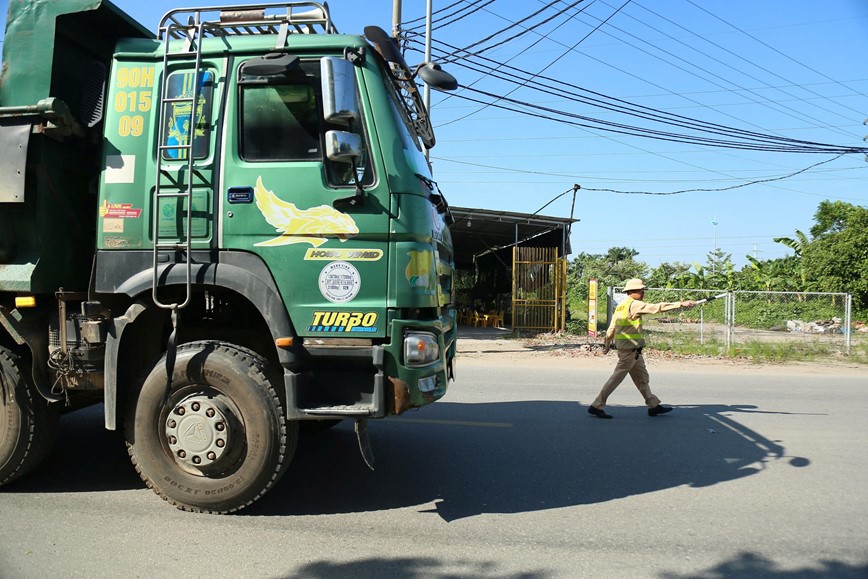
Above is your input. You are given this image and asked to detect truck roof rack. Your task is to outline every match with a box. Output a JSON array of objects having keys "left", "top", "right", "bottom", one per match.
[{"left": 157, "top": 1, "right": 337, "bottom": 42}]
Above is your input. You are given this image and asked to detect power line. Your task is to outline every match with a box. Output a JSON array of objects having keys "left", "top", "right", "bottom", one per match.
[
  {"left": 448, "top": 84, "right": 866, "bottom": 153},
  {"left": 576, "top": 0, "right": 860, "bottom": 137},
  {"left": 429, "top": 0, "right": 499, "bottom": 31},
  {"left": 419, "top": 37, "right": 779, "bottom": 185},
  {"left": 411, "top": 37, "right": 867, "bottom": 153},
  {"left": 580, "top": 153, "right": 846, "bottom": 194},
  {"left": 438, "top": 0, "right": 605, "bottom": 127},
  {"left": 439, "top": 0, "right": 576, "bottom": 60},
  {"left": 683, "top": 0, "right": 868, "bottom": 104},
  {"left": 411, "top": 5, "right": 845, "bottom": 139},
  {"left": 432, "top": 154, "right": 866, "bottom": 200},
  {"left": 403, "top": 3, "right": 865, "bottom": 203},
  {"left": 402, "top": 0, "right": 490, "bottom": 29}
]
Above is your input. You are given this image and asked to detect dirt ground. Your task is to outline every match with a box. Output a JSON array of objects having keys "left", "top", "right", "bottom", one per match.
[{"left": 456, "top": 326, "right": 867, "bottom": 376}]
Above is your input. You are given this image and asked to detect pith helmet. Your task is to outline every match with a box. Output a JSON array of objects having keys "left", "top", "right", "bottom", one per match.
[{"left": 623, "top": 278, "right": 647, "bottom": 292}]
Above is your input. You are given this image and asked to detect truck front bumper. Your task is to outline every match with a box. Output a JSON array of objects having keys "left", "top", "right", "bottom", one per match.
[{"left": 283, "top": 312, "right": 456, "bottom": 420}]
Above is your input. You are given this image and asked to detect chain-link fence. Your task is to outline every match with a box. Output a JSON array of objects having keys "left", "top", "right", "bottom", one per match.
[{"left": 606, "top": 287, "right": 856, "bottom": 355}]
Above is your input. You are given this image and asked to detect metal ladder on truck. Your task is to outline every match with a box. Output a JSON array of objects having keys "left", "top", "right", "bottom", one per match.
[
  {"left": 151, "top": 13, "right": 211, "bottom": 374},
  {"left": 151, "top": 13, "right": 210, "bottom": 316},
  {"left": 151, "top": 3, "right": 338, "bottom": 368},
  {"left": 150, "top": 2, "right": 337, "bottom": 314}
]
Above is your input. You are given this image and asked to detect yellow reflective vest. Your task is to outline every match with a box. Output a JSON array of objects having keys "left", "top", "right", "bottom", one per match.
[{"left": 613, "top": 297, "right": 645, "bottom": 349}]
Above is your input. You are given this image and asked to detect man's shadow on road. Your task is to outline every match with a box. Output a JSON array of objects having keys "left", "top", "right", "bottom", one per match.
[
  {"left": 249, "top": 401, "right": 811, "bottom": 520},
  {"left": 9, "top": 400, "right": 811, "bottom": 520}
]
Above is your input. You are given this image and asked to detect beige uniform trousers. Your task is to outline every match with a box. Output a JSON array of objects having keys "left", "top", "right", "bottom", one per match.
[{"left": 592, "top": 348, "right": 661, "bottom": 409}]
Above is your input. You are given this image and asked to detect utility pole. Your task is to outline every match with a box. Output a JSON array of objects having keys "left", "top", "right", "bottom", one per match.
[
  {"left": 710, "top": 215, "right": 719, "bottom": 275},
  {"left": 391, "top": 0, "right": 435, "bottom": 160},
  {"left": 711, "top": 216, "right": 718, "bottom": 250},
  {"left": 423, "top": 0, "right": 433, "bottom": 111},
  {"left": 392, "top": 0, "right": 401, "bottom": 38},
  {"left": 423, "top": 0, "right": 433, "bottom": 160}
]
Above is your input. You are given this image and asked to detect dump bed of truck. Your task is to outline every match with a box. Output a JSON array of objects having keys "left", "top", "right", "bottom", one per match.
[{"left": 0, "top": 0, "right": 151, "bottom": 292}]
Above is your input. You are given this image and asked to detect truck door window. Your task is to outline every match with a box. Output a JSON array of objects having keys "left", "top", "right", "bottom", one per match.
[
  {"left": 241, "top": 83, "right": 320, "bottom": 161},
  {"left": 161, "top": 70, "right": 214, "bottom": 160},
  {"left": 239, "top": 60, "right": 373, "bottom": 187}
]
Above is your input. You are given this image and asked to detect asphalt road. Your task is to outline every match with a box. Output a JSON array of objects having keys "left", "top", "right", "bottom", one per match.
[{"left": 1, "top": 357, "right": 866, "bottom": 578}]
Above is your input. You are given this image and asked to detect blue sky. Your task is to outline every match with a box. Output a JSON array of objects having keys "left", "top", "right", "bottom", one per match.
[{"left": 4, "top": 0, "right": 867, "bottom": 270}]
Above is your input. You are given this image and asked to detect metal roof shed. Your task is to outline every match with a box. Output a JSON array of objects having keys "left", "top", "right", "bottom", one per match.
[{"left": 449, "top": 207, "right": 578, "bottom": 270}]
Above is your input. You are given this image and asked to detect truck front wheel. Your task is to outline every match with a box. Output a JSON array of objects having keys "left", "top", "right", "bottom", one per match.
[
  {"left": 125, "top": 341, "right": 296, "bottom": 513},
  {"left": 0, "top": 346, "right": 59, "bottom": 486}
]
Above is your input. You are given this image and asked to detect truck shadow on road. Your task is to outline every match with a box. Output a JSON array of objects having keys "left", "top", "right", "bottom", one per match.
[
  {"left": 250, "top": 400, "right": 811, "bottom": 520},
  {"left": 6, "top": 399, "right": 811, "bottom": 514},
  {"left": 4, "top": 404, "right": 141, "bottom": 493}
]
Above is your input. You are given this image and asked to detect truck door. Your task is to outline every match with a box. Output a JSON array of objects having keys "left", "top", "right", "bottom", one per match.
[
  {"left": 219, "top": 55, "right": 390, "bottom": 338},
  {"left": 99, "top": 60, "right": 223, "bottom": 256},
  {"left": 154, "top": 66, "right": 220, "bottom": 251}
]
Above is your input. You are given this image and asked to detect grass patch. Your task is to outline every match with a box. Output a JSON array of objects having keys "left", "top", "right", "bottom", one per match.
[
  {"left": 514, "top": 326, "right": 868, "bottom": 365},
  {"left": 846, "top": 340, "right": 868, "bottom": 365},
  {"left": 647, "top": 332, "right": 727, "bottom": 358},
  {"left": 646, "top": 330, "right": 867, "bottom": 365},
  {"left": 730, "top": 340, "right": 827, "bottom": 364}
]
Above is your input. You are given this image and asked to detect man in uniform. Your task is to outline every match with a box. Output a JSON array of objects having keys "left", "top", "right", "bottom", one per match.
[{"left": 588, "top": 278, "right": 696, "bottom": 419}]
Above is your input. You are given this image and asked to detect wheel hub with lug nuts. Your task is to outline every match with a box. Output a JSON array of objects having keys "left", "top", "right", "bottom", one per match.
[{"left": 165, "top": 394, "right": 232, "bottom": 468}]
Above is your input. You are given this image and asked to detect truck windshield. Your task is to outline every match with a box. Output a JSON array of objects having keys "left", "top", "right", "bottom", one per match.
[{"left": 384, "top": 79, "right": 432, "bottom": 180}]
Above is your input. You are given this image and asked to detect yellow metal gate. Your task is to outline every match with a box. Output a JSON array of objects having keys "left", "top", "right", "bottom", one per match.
[{"left": 512, "top": 247, "right": 567, "bottom": 332}]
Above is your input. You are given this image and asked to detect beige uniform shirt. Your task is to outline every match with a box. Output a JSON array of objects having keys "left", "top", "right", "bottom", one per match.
[{"left": 605, "top": 298, "right": 684, "bottom": 344}]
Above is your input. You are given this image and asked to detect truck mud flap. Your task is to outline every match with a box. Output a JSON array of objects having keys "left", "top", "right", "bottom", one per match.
[{"left": 355, "top": 418, "right": 375, "bottom": 471}]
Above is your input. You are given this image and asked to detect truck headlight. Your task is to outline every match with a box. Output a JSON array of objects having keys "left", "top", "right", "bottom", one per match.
[{"left": 404, "top": 331, "right": 439, "bottom": 367}]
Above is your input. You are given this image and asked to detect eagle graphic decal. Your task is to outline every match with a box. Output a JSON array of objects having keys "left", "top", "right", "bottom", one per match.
[{"left": 253, "top": 176, "right": 359, "bottom": 247}]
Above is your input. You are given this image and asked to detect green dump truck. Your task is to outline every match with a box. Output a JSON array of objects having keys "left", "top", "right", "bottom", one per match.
[{"left": 0, "top": 0, "right": 457, "bottom": 513}]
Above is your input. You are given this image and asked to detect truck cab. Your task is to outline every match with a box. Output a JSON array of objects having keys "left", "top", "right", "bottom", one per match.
[{"left": 0, "top": 1, "right": 457, "bottom": 513}]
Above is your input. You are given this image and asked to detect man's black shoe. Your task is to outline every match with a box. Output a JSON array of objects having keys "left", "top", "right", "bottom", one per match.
[
  {"left": 648, "top": 405, "right": 673, "bottom": 417},
  {"left": 588, "top": 406, "right": 613, "bottom": 419}
]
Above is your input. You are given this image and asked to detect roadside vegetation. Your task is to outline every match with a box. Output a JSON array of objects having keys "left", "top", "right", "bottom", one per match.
[
  {"left": 517, "top": 329, "right": 868, "bottom": 366},
  {"left": 647, "top": 332, "right": 868, "bottom": 365},
  {"left": 567, "top": 200, "right": 867, "bottom": 317},
  {"left": 559, "top": 200, "right": 867, "bottom": 365},
  {"left": 457, "top": 200, "right": 866, "bottom": 365}
]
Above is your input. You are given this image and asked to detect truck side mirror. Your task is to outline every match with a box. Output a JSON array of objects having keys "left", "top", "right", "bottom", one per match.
[
  {"left": 324, "top": 130, "right": 362, "bottom": 163},
  {"left": 321, "top": 57, "right": 359, "bottom": 126},
  {"left": 326, "top": 130, "right": 366, "bottom": 210},
  {"left": 416, "top": 62, "right": 458, "bottom": 92}
]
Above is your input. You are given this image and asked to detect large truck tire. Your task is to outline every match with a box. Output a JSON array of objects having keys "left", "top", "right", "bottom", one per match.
[
  {"left": 125, "top": 341, "right": 297, "bottom": 513},
  {"left": 0, "top": 347, "right": 60, "bottom": 486}
]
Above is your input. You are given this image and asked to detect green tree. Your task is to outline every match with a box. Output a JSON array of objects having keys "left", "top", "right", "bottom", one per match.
[
  {"left": 773, "top": 229, "right": 810, "bottom": 286},
  {"left": 566, "top": 252, "right": 604, "bottom": 309},
  {"left": 605, "top": 246, "right": 639, "bottom": 264},
  {"left": 801, "top": 201, "right": 868, "bottom": 312},
  {"left": 809, "top": 200, "right": 855, "bottom": 237},
  {"left": 647, "top": 261, "right": 692, "bottom": 288},
  {"left": 771, "top": 255, "right": 802, "bottom": 290},
  {"left": 745, "top": 255, "right": 786, "bottom": 292},
  {"left": 566, "top": 248, "right": 647, "bottom": 318},
  {"left": 705, "top": 248, "right": 736, "bottom": 289},
  {"left": 687, "top": 263, "right": 707, "bottom": 289}
]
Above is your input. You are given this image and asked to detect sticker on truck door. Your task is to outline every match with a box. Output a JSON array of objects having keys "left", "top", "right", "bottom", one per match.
[
  {"left": 253, "top": 177, "right": 358, "bottom": 247},
  {"left": 308, "top": 311, "right": 378, "bottom": 333},
  {"left": 304, "top": 248, "right": 382, "bottom": 261},
  {"left": 405, "top": 250, "right": 436, "bottom": 291},
  {"left": 318, "top": 261, "right": 361, "bottom": 303}
]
